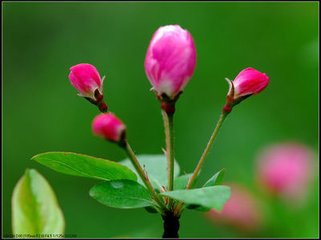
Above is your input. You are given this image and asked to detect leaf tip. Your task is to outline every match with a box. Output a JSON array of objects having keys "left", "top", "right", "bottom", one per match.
[
  {"left": 24, "top": 168, "right": 37, "bottom": 180},
  {"left": 30, "top": 154, "right": 38, "bottom": 161},
  {"left": 31, "top": 152, "right": 48, "bottom": 161}
]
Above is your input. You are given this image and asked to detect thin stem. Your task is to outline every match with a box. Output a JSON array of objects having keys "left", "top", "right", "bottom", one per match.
[
  {"left": 162, "top": 110, "right": 175, "bottom": 193},
  {"left": 124, "top": 141, "right": 167, "bottom": 210},
  {"left": 173, "top": 112, "right": 228, "bottom": 216},
  {"left": 186, "top": 112, "right": 227, "bottom": 189}
]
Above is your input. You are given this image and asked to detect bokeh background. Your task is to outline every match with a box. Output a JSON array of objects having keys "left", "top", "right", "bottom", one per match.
[{"left": 3, "top": 2, "right": 318, "bottom": 238}]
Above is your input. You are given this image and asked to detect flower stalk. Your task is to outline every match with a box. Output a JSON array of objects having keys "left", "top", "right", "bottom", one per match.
[
  {"left": 187, "top": 112, "right": 227, "bottom": 189},
  {"left": 160, "top": 96, "right": 178, "bottom": 209},
  {"left": 162, "top": 109, "right": 175, "bottom": 194},
  {"left": 123, "top": 140, "right": 167, "bottom": 211},
  {"left": 92, "top": 113, "right": 166, "bottom": 211},
  {"left": 174, "top": 111, "right": 228, "bottom": 216}
]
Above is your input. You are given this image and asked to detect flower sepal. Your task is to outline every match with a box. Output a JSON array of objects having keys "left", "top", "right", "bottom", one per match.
[
  {"left": 84, "top": 86, "right": 108, "bottom": 113},
  {"left": 157, "top": 91, "right": 183, "bottom": 115}
]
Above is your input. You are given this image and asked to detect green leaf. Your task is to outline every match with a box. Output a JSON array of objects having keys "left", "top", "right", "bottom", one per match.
[
  {"left": 32, "top": 152, "right": 137, "bottom": 181},
  {"left": 119, "top": 154, "right": 180, "bottom": 189},
  {"left": 89, "top": 180, "right": 154, "bottom": 209},
  {"left": 161, "top": 186, "right": 231, "bottom": 211},
  {"left": 185, "top": 204, "right": 211, "bottom": 212},
  {"left": 144, "top": 206, "right": 158, "bottom": 214},
  {"left": 185, "top": 169, "right": 226, "bottom": 211},
  {"left": 174, "top": 173, "right": 193, "bottom": 190},
  {"left": 12, "top": 169, "right": 65, "bottom": 236},
  {"left": 203, "top": 169, "right": 225, "bottom": 187}
]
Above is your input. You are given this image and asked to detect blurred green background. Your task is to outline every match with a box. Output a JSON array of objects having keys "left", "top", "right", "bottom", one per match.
[{"left": 3, "top": 2, "right": 318, "bottom": 238}]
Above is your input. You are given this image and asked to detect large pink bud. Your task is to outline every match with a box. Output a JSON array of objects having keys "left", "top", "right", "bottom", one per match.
[
  {"left": 144, "top": 25, "right": 196, "bottom": 99},
  {"left": 206, "top": 184, "right": 263, "bottom": 233},
  {"left": 68, "top": 63, "right": 104, "bottom": 101},
  {"left": 256, "top": 142, "right": 314, "bottom": 201},
  {"left": 92, "top": 113, "right": 126, "bottom": 143}
]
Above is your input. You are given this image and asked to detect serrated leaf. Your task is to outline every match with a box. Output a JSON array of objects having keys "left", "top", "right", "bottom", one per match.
[
  {"left": 204, "top": 169, "right": 225, "bottom": 187},
  {"left": 89, "top": 180, "right": 154, "bottom": 209},
  {"left": 119, "top": 154, "right": 180, "bottom": 190},
  {"left": 32, "top": 152, "right": 137, "bottom": 182},
  {"left": 12, "top": 169, "right": 65, "bottom": 236},
  {"left": 161, "top": 186, "right": 231, "bottom": 211}
]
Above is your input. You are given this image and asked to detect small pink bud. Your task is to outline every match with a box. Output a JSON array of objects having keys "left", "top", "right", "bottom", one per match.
[
  {"left": 206, "top": 184, "right": 263, "bottom": 233},
  {"left": 92, "top": 113, "right": 126, "bottom": 143},
  {"left": 223, "top": 67, "right": 269, "bottom": 114},
  {"left": 68, "top": 63, "right": 104, "bottom": 101},
  {"left": 232, "top": 67, "right": 269, "bottom": 98},
  {"left": 256, "top": 142, "right": 314, "bottom": 201},
  {"left": 144, "top": 25, "right": 196, "bottom": 99}
]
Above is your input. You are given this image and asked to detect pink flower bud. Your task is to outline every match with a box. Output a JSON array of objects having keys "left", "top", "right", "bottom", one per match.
[
  {"left": 256, "top": 142, "right": 314, "bottom": 201},
  {"left": 144, "top": 25, "right": 196, "bottom": 99},
  {"left": 206, "top": 184, "right": 263, "bottom": 233},
  {"left": 68, "top": 63, "right": 104, "bottom": 101},
  {"left": 223, "top": 68, "right": 269, "bottom": 114},
  {"left": 232, "top": 67, "right": 269, "bottom": 98},
  {"left": 92, "top": 113, "right": 126, "bottom": 142}
]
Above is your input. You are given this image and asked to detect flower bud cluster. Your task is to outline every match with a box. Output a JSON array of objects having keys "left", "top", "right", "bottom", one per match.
[{"left": 68, "top": 25, "right": 270, "bottom": 144}]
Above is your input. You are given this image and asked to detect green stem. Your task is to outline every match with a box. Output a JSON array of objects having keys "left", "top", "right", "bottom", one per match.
[
  {"left": 186, "top": 112, "right": 227, "bottom": 189},
  {"left": 173, "top": 112, "right": 228, "bottom": 216},
  {"left": 124, "top": 141, "right": 166, "bottom": 210},
  {"left": 162, "top": 110, "right": 175, "bottom": 192}
]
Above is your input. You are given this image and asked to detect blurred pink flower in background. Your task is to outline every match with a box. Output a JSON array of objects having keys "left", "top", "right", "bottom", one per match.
[
  {"left": 256, "top": 142, "right": 315, "bottom": 202},
  {"left": 206, "top": 184, "right": 263, "bottom": 233}
]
